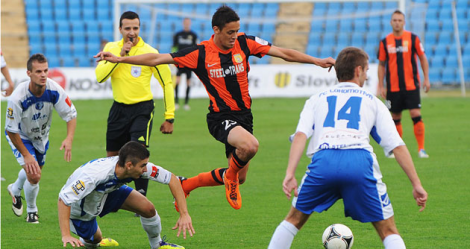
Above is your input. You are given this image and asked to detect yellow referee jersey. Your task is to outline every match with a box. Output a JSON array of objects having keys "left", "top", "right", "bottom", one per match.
[{"left": 95, "top": 37, "right": 174, "bottom": 119}]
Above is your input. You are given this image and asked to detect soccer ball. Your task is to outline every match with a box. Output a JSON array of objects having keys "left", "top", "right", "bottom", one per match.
[{"left": 322, "top": 224, "right": 354, "bottom": 249}]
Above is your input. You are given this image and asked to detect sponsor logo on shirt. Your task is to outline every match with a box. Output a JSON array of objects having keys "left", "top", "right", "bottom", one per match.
[
  {"left": 71, "top": 180, "right": 86, "bottom": 195},
  {"left": 131, "top": 66, "right": 142, "bottom": 77},
  {"left": 7, "top": 108, "right": 14, "bottom": 119},
  {"left": 31, "top": 127, "right": 40, "bottom": 133},
  {"left": 209, "top": 64, "right": 245, "bottom": 78},
  {"left": 387, "top": 44, "right": 408, "bottom": 53},
  {"left": 150, "top": 165, "right": 159, "bottom": 178},
  {"left": 65, "top": 96, "right": 72, "bottom": 107},
  {"left": 32, "top": 113, "right": 48, "bottom": 120}
]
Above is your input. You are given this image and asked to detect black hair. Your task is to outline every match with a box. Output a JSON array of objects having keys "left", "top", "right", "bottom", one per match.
[
  {"left": 212, "top": 5, "right": 240, "bottom": 30},
  {"left": 117, "top": 141, "right": 150, "bottom": 167},
  {"left": 27, "top": 54, "right": 47, "bottom": 71},
  {"left": 120, "top": 11, "right": 140, "bottom": 27}
]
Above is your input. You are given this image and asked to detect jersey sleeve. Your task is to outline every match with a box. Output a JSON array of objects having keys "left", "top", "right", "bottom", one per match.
[
  {"left": 152, "top": 62, "right": 175, "bottom": 120},
  {"left": 95, "top": 43, "right": 121, "bottom": 83},
  {"left": 378, "top": 40, "right": 387, "bottom": 61},
  {"left": 414, "top": 35, "right": 425, "bottom": 56},
  {"left": 141, "top": 162, "right": 172, "bottom": 185},
  {"left": 295, "top": 96, "right": 316, "bottom": 138},
  {"left": 52, "top": 82, "right": 77, "bottom": 122},
  {"left": 370, "top": 98, "right": 405, "bottom": 153},
  {"left": 245, "top": 35, "right": 271, "bottom": 58},
  {"left": 58, "top": 174, "right": 97, "bottom": 206},
  {"left": 4, "top": 98, "right": 22, "bottom": 133},
  {"left": 170, "top": 46, "right": 200, "bottom": 69}
]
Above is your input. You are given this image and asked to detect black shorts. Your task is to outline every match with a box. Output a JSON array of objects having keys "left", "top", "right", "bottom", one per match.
[
  {"left": 207, "top": 110, "right": 253, "bottom": 158},
  {"left": 176, "top": 68, "right": 192, "bottom": 80},
  {"left": 386, "top": 90, "right": 421, "bottom": 113},
  {"left": 106, "top": 100, "right": 155, "bottom": 151}
]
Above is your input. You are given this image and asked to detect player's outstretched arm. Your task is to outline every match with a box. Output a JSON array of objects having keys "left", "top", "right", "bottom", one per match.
[
  {"left": 267, "top": 46, "right": 335, "bottom": 70},
  {"left": 393, "top": 145, "right": 428, "bottom": 211},
  {"left": 95, "top": 52, "right": 175, "bottom": 67},
  {"left": 58, "top": 198, "right": 84, "bottom": 247},
  {"left": 168, "top": 174, "right": 195, "bottom": 239},
  {"left": 283, "top": 132, "right": 308, "bottom": 199}
]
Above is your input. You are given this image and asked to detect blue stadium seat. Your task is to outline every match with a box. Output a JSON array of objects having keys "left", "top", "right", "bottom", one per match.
[
  {"left": 265, "top": 3, "right": 278, "bottom": 17},
  {"left": 441, "top": 19, "right": 454, "bottom": 32},
  {"left": 370, "top": 2, "right": 384, "bottom": 10},
  {"left": 319, "top": 46, "right": 334, "bottom": 58},
  {"left": 356, "top": 2, "right": 370, "bottom": 11},
  {"left": 446, "top": 55, "right": 459, "bottom": 67},
  {"left": 353, "top": 19, "right": 368, "bottom": 32},
  {"left": 431, "top": 55, "right": 445, "bottom": 68},
  {"left": 458, "top": 20, "right": 469, "bottom": 32},
  {"left": 426, "top": 20, "right": 441, "bottom": 32},
  {"left": 442, "top": 68, "right": 457, "bottom": 84},
  {"left": 29, "top": 43, "right": 43, "bottom": 55},
  {"left": 251, "top": 3, "right": 264, "bottom": 17},
  {"left": 195, "top": 3, "right": 208, "bottom": 15},
  {"left": 42, "top": 20, "right": 56, "bottom": 37},
  {"left": 26, "top": 6, "right": 40, "bottom": 22},
  {"left": 72, "top": 44, "right": 86, "bottom": 57},
  {"left": 342, "top": 2, "right": 356, "bottom": 11},
  {"left": 339, "top": 19, "right": 353, "bottom": 31},
  {"left": 62, "top": 56, "right": 75, "bottom": 67},
  {"left": 384, "top": 2, "right": 398, "bottom": 9},
  {"left": 85, "top": 21, "right": 100, "bottom": 37},
  {"left": 311, "top": 20, "right": 324, "bottom": 32},
  {"left": 83, "top": 8, "right": 96, "bottom": 20},
  {"left": 438, "top": 31, "right": 453, "bottom": 46},
  {"left": 313, "top": 3, "right": 327, "bottom": 17},
  {"left": 439, "top": 8, "right": 452, "bottom": 20},
  {"left": 83, "top": 0, "right": 95, "bottom": 9},
  {"left": 322, "top": 32, "right": 336, "bottom": 45},
  {"left": 351, "top": 33, "right": 365, "bottom": 48},
  {"left": 336, "top": 34, "right": 350, "bottom": 48},
  {"left": 261, "top": 23, "right": 276, "bottom": 34},
  {"left": 24, "top": 0, "right": 38, "bottom": 8},
  {"left": 425, "top": 32, "right": 438, "bottom": 45},
  {"left": 39, "top": 8, "right": 53, "bottom": 22},
  {"left": 368, "top": 20, "right": 382, "bottom": 32},
  {"left": 429, "top": 68, "right": 442, "bottom": 82},
  {"left": 325, "top": 20, "right": 338, "bottom": 31},
  {"left": 47, "top": 57, "right": 60, "bottom": 68},
  {"left": 77, "top": 56, "right": 92, "bottom": 67}
]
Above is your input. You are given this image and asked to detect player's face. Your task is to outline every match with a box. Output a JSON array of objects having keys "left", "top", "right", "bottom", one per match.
[
  {"left": 129, "top": 158, "right": 149, "bottom": 179},
  {"left": 390, "top": 13, "right": 405, "bottom": 33},
  {"left": 183, "top": 18, "right": 191, "bottom": 31},
  {"left": 214, "top": 21, "right": 240, "bottom": 50},
  {"left": 120, "top": 18, "right": 140, "bottom": 44},
  {"left": 27, "top": 61, "right": 48, "bottom": 87},
  {"left": 358, "top": 62, "right": 369, "bottom": 87}
]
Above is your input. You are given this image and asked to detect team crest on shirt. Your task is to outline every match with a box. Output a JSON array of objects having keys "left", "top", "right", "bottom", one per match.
[
  {"left": 7, "top": 108, "right": 14, "bottom": 119},
  {"left": 150, "top": 165, "right": 159, "bottom": 178},
  {"left": 35, "top": 102, "right": 44, "bottom": 110},
  {"left": 233, "top": 53, "right": 243, "bottom": 64},
  {"left": 131, "top": 66, "right": 141, "bottom": 78},
  {"left": 71, "top": 180, "right": 86, "bottom": 195}
]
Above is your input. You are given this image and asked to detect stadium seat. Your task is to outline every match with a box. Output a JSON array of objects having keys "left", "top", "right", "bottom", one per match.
[
  {"left": 62, "top": 57, "right": 76, "bottom": 67},
  {"left": 446, "top": 55, "right": 459, "bottom": 67},
  {"left": 47, "top": 57, "right": 60, "bottom": 68},
  {"left": 261, "top": 23, "right": 276, "bottom": 34},
  {"left": 425, "top": 32, "right": 438, "bottom": 46},
  {"left": 428, "top": 68, "right": 442, "bottom": 82},
  {"left": 339, "top": 19, "right": 353, "bottom": 32},
  {"left": 370, "top": 2, "right": 384, "bottom": 10},
  {"left": 431, "top": 55, "right": 445, "bottom": 68},
  {"left": 325, "top": 20, "right": 338, "bottom": 31},
  {"left": 265, "top": 3, "right": 279, "bottom": 17},
  {"left": 322, "top": 32, "right": 336, "bottom": 45},
  {"left": 442, "top": 68, "right": 457, "bottom": 84},
  {"left": 39, "top": 8, "right": 54, "bottom": 22},
  {"left": 353, "top": 19, "right": 368, "bottom": 32},
  {"left": 26, "top": 6, "right": 40, "bottom": 22},
  {"left": 438, "top": 31, "right": 453, "bottom": 46},
  {"left": 351, "top": 33, "right": 365, "bottom": 48},
  {"left": 336, "top": 34, "right": 350, "bottom": 48},
  {"left": 368, "top": 21, "right": 382, "bottom": 32},
  {"left": 439, "top": 8, "right": 452, "bottom": 20},
  {"left": 426, "top": 20, "right": 441, "bottom": 32},
  {"left": 42, "top": 20, "right": 56, "bottom": 37},
  {"left": 195, "top": 3, "right": 209, "bottom": 15},
  {"left": 441, "top": 19, "right": 454, "bottom": 32},
  {"left": 356, "top": 2, "right": 370, "bottom": 11}
]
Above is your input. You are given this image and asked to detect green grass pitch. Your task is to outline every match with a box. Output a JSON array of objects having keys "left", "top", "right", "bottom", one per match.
[{"left": 2, "top": 96, "right": 469, "bottom": 248}]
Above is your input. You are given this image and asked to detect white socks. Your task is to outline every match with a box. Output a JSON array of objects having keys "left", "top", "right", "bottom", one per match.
[
  {"left": 140, "top": 211, "right": 162, "bottom": 249},
  {"left": 12, "top": 169, "right": 27, "bottom": 196},
  {"left": 24, "top": 180, "right": 39, "bottom": 213},
  {"left": 268, "top": 220, "right": 299, "bottom": 249},
  {"left": 383, "top": 234, "right": 406, "bottom": 249}
]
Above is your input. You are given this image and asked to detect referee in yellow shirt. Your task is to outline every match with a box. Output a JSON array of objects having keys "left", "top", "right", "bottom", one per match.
[{"left": 95, "top": 11, "right": 175, "bottom": 201}]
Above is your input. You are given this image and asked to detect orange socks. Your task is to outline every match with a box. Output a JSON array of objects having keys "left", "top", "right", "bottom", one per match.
[
  {"left": 412, "top": 117, "right": 425, "bottom": 151},
  {"left": 393, "top": 119, "right": 403, "bottom": 137},
  {"left": 225, "top": 152, "right": 248, "bottom": 181},
  {"left": 181, "top": 168, "right": 226, "bottom": 194}
]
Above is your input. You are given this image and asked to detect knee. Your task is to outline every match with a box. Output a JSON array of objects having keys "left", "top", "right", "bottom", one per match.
[
  {"left": 28, "top": 174, "right": 41, "bottom": 184},
  {"left": 239, "top": 138, "right": 259, "bottom": 158},
  {"left": 141, "top": 203, "right": 156, "bottom": 218}
]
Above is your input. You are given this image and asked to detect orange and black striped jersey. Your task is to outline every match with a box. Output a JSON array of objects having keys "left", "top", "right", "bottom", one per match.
[
  {"left": 170, "top": 33, "right": 271, "bottom": 113},
  {"left": 378, "top": 31, "right": 425, "bottom": 92}
]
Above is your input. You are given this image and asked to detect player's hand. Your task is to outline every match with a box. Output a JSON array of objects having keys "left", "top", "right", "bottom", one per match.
[
  {"left": 62, "top": 235, "right": 84, "bottom": 247},
  {"left": 2, "top": 84, "right": 14, "bottom": 96},
  {"left": 94, "top": 52, "right": 119, "bottom": 63},
  {"left": 172, "top": 213, "right": 195, "bottom": 239},
  {"left": 422, "top": 78, "right": 431, "bottom": 93},
  {"left": 24, "top": 154, "right": 40, "bottom": 175},
  {"left": 60, "top": 138, "right": 73, "bottom": 162},
  {"left": 317, "top": 57, "right": 336, "bottom": 72},
  {"left": 160, "top": 121, "right": 174, "bottom": 134},
  {"left": 282, "top": 173, "right": 298, "bottom": 200},
  {"left": 412, "top": 185, "right": 428, "bottom": 212}
]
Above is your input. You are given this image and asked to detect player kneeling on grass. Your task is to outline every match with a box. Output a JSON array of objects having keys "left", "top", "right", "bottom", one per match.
[{"left": 58, "top": 141, "right": 195, "bottom": 248}]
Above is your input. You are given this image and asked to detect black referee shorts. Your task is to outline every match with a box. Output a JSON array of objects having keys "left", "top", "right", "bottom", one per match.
[
  {"left": 386, "top": 89, "right": 421, "bottom": 113},
  {"left": 176, "top": 68, "right": 192, "bottom": 80},
  {"left": 207, "top": 110, "right": 253, "bottom": 158},
  {"left": 106, "top": 100, "right": 155, "bottom": 152}
]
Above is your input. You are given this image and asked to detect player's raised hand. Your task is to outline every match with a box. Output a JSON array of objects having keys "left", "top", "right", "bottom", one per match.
[
  {"left": 282, "top": 174, "right": 298, "bottom": 200},
  {"left": 94, "top": 52, "right": 119, "bottom": 63},
  {"left": 172, "top": 213, "right": 195, "bottom": 239}
]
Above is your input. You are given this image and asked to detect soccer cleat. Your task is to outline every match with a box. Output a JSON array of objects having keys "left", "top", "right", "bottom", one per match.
[
  {"left": 99, "top": 238, "right": 119, "bottom": 247},
  {"left": 8, "top": 184, "right": 24, "bottom": 216},
  {"left": 184, "top": 104, "right": 190, "bottom": 111},
  {"left": 26, "top": 212, "right": 39, "bottom": 224},
  {"left": 175, "top": 104, "right": 180, "bottom": 111},
  {"left": 174, "top": 176, "right": 189, "bottom": 212},
  {"left": 385, "top": 152, "right": 395, "bottom": 158},
  {"left": 223, "top": 173, "right": 242, "bottom": 210},
  {"left": 158, "top": 239, "right": 184, "bottom": 249},
  {"left": 418, "top": 149, "right": 429, "bottom": 158}
]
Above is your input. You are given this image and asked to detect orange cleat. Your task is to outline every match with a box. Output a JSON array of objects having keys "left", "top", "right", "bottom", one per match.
[
  {"left": 174, "top": 176, "right": 190, "bottom": 212},
  {"left": 223, "top": 173, "right": 242, "bottom": 210}
]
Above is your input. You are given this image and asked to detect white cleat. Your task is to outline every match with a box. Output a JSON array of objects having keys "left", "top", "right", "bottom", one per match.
[
  {"left": 8, "top": 184, "right": 23, "bottom": 217},
  {"left": 418, "top": 149, "right": 429, "bottom": 158}
]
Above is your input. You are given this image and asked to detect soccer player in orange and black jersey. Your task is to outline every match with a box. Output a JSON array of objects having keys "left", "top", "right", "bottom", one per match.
[
  {"left": 377, "top": 10, "right": 431, "bottom": 158},
  {"left": 96, "top": 5, "right": 335, "bottom": 210}
]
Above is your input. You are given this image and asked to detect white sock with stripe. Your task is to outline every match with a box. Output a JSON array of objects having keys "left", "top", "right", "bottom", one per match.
[{"left": 268, "top": 220, "right": 299, "bottom": 249}]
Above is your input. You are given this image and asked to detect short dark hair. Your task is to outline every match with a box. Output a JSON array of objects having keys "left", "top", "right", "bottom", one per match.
[
  {"left": 335, "top": 47, "right": 369, "bottom": 82},
  {"left": 392, "top": 10, "right": 405, "bottom": 18},
  {"left": 117, "top": 141, "right": 150, "bottom": 167},
  {"left": 27, "top": 53, "right": 48, "bottom": 71},
  {"left": 120, "top": 11, "right": 140, "bottom": 27},
  {"left": 212, "top": 5, "right": 240, "bottom": 30}
]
